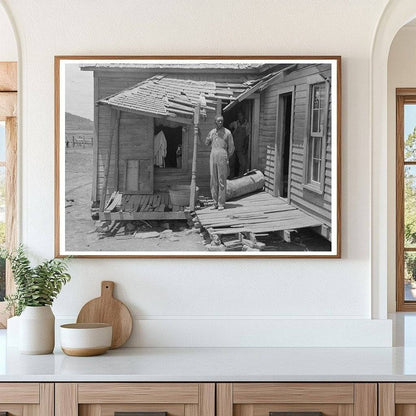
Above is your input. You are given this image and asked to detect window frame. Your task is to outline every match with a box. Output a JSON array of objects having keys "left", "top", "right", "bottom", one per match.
[
  {"left": 396, "top": 89, "right": 416, "bottom": 311},
  {"left": 0, "top": 62, "right": 18, "bottom": 328},
  {"left": 303, "top": 80, "right": 330, "bottom": 194}
]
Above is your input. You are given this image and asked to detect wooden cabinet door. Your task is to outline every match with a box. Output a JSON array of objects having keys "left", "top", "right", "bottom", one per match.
[
  {"left": 379, "top": 383, "right": 416, "bottom": 416},
  {"left": 56, "top": 383, "right": 215, "bottom": 416},
  {"left": 0, "top": 383, "right": 53, "bottom": 416},
  {"left": 217, "top": 383, "right": 377, "bottom": 416}
]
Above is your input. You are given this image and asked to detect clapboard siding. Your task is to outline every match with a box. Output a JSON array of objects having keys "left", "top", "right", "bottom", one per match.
[
  {"left": 264, "top": 145, "right": 276, "bottom": 194},
  {"left": 259, "top": 64, "right": 332, "bottom": 227}
]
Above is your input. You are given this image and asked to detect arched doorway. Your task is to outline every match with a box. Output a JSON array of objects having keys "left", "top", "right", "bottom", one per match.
[{"left": 371, "top": 0, "right": 416, "bottom": 319}]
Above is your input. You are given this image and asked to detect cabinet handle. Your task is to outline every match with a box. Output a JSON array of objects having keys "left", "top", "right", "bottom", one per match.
[
  {"left": 115, "top": 412, "right": 167, "bottom": 416},
  {"left": 270, "top": 413, "right": 324, "bottom": 416}
]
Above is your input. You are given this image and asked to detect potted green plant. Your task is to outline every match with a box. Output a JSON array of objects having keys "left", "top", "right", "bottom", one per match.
[{"left": 1, "top": 245, "right": 71, "bottom": 354}]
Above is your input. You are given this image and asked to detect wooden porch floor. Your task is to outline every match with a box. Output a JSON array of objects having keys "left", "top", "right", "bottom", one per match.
[{"left": 195, "top": 191, "right": 323, "bottom": 235}]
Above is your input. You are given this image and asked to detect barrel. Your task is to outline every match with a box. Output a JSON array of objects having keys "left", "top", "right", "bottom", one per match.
[
  {"left": 169, "top": 185, "right": 199, "bottom": 206},
  {"left": 226, "top": 170, "right": 265, "bottom": 200}
]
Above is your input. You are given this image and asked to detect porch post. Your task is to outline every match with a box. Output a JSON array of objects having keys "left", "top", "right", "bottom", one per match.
[
  {"left": 190, "top": 103, "right": 201, "bottom": 211},
  {"left": 216, "top": 99, "right": 222, "bottom": 116}
]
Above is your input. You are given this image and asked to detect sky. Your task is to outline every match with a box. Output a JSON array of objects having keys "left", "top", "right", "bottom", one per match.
[
  {"left": 65, "top": 64, "right": 94, "bottom": 120},
  {"left": 405, "top": 104, "right": 416, "bottom": 138}
]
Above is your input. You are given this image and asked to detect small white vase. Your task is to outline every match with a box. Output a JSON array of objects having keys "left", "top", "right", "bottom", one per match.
[
  {"left": 6, "top": 315, "right": 20, "bottom": 347},
  {"left": 19, "top": 306, "right": 55, "bottom": 354}
]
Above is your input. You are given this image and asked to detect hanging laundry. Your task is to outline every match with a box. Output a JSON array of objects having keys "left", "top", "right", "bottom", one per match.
[{"left": 154, "top": 130, "right": 167, "bottom": 167}]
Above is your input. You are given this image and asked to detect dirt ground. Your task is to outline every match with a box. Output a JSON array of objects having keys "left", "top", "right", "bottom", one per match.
[{"left": 64, "top": 146, "right": 207, "bottom": 252}]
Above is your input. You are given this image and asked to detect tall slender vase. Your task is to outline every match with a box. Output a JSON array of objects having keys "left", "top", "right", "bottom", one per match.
[{"left": 19, "top": 306, "right": 55, "bottom": 354}]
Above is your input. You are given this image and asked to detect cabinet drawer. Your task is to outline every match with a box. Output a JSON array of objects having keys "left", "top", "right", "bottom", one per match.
[
  {"left": 379, "top": 383, "right": 416, "bottom": 416},
  {"left": 0, "top": 383, "right": 53, "bottom": 416},
  {"left": 0, "top": 383, "right": 39, "bottom": 403},
  {"left": 56, "top": 383, "right": 215, "bottom": 416},
  {"left": 217, "top": 383, "right": 376, "bottom": 416}
]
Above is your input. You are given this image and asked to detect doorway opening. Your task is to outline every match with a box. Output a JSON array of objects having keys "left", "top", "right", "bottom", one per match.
[
  {"left": 154, "top": 121, "right": 183, "bottom": 169},
  {"left": 276, "top": 91, "right": 293, "bottom": 199},
  {"left": 223, "top": 101, "right": 252, "bottom": 179}
]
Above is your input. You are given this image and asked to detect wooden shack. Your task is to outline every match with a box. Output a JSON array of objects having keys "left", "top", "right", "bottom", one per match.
[
  {"left": 225, "top": 63, "right": 333, "bottom": 240},
  {"left": 82, "top": 63, "right": 333, "bottom": 238}
]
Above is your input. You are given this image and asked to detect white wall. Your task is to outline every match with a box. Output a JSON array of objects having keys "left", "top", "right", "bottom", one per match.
[
  {"left": 387, "top": 25, "right": 416, "bottom": 312},
  {"left": 0, "top": 3, "right": 17, "bottom": 60},
  {"left": 0, "top": 0, "right": 394, "bottom": 347}
]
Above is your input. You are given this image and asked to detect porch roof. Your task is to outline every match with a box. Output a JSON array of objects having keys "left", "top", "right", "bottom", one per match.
[
  {"left": 223, "top": 64, "right": 298, "bottom": 111},
  {"left": 98, "top": 75, "right": 250, "bottom": 123}
]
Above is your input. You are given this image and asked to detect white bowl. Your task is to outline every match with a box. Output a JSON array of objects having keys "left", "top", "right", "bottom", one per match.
[{"left": 60, "top": 323, "right": 112, "bottom": 356}]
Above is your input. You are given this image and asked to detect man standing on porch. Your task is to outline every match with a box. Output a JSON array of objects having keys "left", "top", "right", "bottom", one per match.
[{"left": 205, "top": 116, "right": 234, "bottom": 210}]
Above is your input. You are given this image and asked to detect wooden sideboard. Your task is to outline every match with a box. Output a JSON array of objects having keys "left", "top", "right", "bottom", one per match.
[{"left": 0, "top": 382, "right": 414, "bottom": 416}]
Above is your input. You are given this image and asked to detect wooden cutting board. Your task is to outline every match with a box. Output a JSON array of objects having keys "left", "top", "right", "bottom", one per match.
[{"left": 76, "top": 281, "right": 133, "bottom": 349}]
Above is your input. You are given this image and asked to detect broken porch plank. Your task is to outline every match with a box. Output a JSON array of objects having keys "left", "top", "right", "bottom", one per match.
[
  {"left": 212, "top": 219, "right": 322, "bottom": 235},
  {"left": 200, "top": 211, "right": 305, "bottom": 228},
  {"left": 135, "top": 195, "right": 145, "bottom": 211},
  {"left": 197, "top": 202, "right": 296, "bottom": 215},
  {"left": 196, "top": 199, "right": 290, "bottom": 215},
  {"left": 104, "top": 192, "right": 122, "bottom": 212},
  {"left": 196, "top": 205, "right": 296, "bottom": 221},
  {"left": 140, "top": 195, "right": 150, "bottom": 211}
]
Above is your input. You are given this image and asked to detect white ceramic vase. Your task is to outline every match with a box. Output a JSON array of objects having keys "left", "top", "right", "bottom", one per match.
[
  {"left": 19, "top": 306, "right": 55, "bottom": 354},
  {"left": 6, "top": 315, "right": 20, "bottom": 347}
]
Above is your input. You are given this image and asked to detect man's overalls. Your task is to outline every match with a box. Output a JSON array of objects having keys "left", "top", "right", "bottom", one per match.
[{"left": 206, "top": 127, "right": 234, "bottom": 208}]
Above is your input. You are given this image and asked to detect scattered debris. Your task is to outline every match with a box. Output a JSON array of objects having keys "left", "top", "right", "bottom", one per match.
[
  {"left": 135, "top": 231, "right": 160, "bottom": 239},
  {"left": 185, "top": 228, "right": 199, "bottom": 235},
  {"left": 207, "top": 244, "right": 226, "bottom": 251},
  {"left": 125, "top": 222, "right": 137, "bottom": 232},
  {"left": 159, "top": 229, "right": 173, "bottom": 238}
]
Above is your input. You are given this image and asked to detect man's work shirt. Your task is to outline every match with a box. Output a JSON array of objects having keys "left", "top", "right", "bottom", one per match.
[{"left": 205, "top": 127, "right": 235, "bottom": 158}]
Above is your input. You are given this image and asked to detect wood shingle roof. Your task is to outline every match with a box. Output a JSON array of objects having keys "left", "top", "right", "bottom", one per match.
[
  {"left": 98, "top": 64, "right": 296, "bottom": 123},
  {"left": 99, "top": 75, "right": 248, "bottom": 123}
]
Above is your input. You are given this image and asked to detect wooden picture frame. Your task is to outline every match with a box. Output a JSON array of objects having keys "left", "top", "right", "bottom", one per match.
[{"left": 55, "top": 56, "right": 341, "bottom": 258}]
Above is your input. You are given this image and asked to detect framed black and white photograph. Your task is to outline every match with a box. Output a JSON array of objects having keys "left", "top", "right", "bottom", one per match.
[{"left": 55, "top": 56, "right": 341, "bottom": 258}]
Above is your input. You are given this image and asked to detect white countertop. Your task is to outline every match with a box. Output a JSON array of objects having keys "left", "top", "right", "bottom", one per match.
[{"left": 2, "top": 328, "right": 416, "bottom": 382}]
